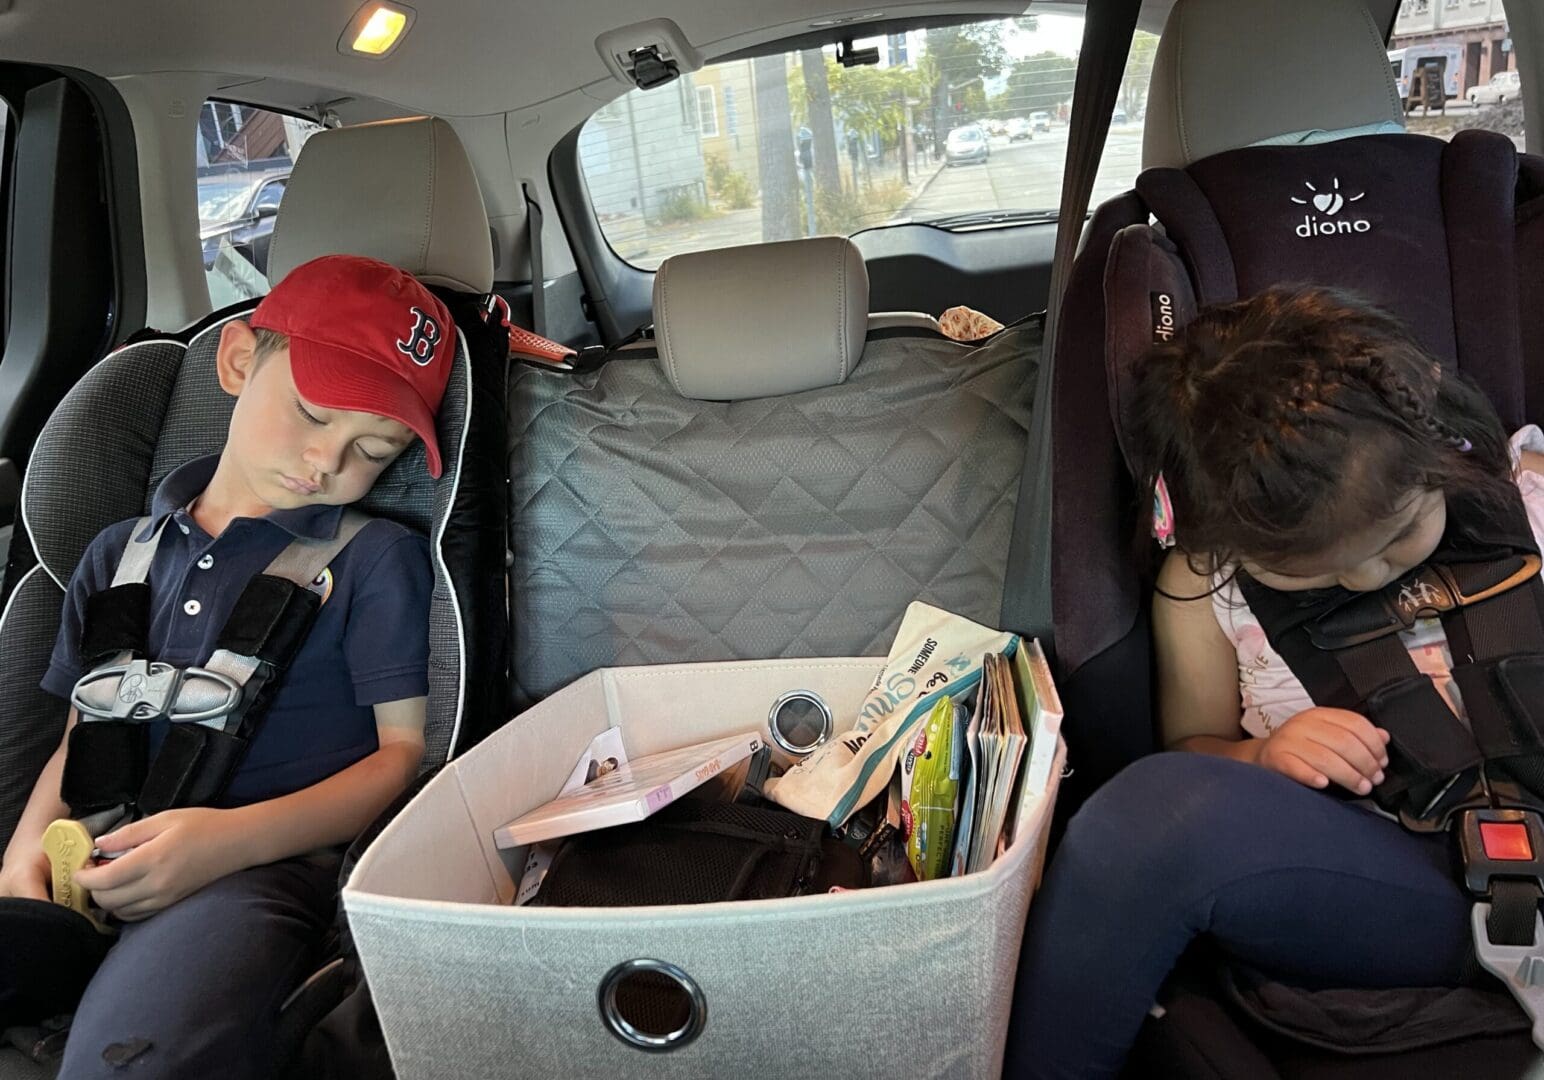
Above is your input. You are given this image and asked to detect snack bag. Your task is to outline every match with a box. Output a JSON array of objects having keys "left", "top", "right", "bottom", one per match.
[
  {"left": 765, "top": 601, "right": 1015, "bottom": 827},
  {"left": 899, "top": 696, "right": 963, "bottom": 881}
]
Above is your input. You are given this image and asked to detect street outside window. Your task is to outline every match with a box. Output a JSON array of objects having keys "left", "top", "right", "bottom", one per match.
[{"left": 196, "top": 102, "right": 322, "bottom": 306}]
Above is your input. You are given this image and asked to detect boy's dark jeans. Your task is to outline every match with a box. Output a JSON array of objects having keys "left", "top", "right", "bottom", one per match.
[{"left": 1, "top": 849, "right": 339, "bottom": 1079}]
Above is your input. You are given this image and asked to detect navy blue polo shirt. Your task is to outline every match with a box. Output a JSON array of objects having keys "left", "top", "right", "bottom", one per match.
[{"left": 43, "top": 455, "right": 432, "bottom": 807}]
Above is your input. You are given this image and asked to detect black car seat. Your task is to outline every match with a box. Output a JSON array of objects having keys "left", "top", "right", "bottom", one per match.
[
  {"left": 0, "top": 114, "right": 508, "bottom": 1078},
  {"left": 1047, "top": 0, "right": 1544, "bottom": 1073},
  {"left": 507, "top": 235, "right": 1037, "bottom": 704}
]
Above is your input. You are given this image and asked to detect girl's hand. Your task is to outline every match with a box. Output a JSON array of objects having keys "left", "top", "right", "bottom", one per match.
[
  {"left": 1254, "top": 707, "right": 1391, "bottom": 795},
  {"left": 0, "top": 844, "right": 50, "bottom": 902},
  {"left": 72, "top": 808, "right": 243, "bottom": 921}
]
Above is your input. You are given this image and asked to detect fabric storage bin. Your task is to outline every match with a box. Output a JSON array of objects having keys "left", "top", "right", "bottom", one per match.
[{"left": 344, "top": 656, "right": 1065, "bottom": 1079}]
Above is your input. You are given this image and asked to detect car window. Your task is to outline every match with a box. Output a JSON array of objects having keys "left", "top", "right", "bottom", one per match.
[
  {"left": 579, "top": 15, "right": 1154, "bottom": 270},
  {"left": 197, "top": 101, "right": 322, "bottom": 306},
  {"left": 1389, "top": 0, "right": 1520, "bottom": 147}
]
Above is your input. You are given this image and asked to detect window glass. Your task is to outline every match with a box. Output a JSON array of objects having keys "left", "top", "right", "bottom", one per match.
[
  {"left": 579, "top": 15, "right": 1154, "bottom": 269},
  {"left": 1389, "top": 0, "right": 1520, "bottom": 149},
  {"left": 196, "top": 101, "right": 323, "bottom": 306},
  {"left": 696, "top": 86, "right": 720, "bottom": 138}
]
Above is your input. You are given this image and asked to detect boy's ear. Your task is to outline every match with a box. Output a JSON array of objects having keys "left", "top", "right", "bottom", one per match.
[{"left": 215, "top": 320, "right": 259, "bottom": 396}]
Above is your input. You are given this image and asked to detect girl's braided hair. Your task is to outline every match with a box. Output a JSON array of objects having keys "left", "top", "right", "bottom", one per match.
[{"left": 1132, "top": 285, "right": 1514, "bottom": 575}]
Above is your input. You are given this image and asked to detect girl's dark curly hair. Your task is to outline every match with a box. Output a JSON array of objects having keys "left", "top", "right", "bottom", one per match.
[{"left": 1132, "top": 285, "right": 1514, "bottom": 575}]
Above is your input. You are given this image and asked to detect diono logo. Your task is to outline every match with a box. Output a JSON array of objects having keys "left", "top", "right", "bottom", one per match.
[{"left": 1290, "top": 178, "right": 1370, "bottom": 238}]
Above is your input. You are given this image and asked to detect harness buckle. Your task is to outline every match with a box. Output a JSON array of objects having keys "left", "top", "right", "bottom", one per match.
[
  {"left": 72, "top": 659, "right": 182, "bottom": 721},
  {"left": 71, "top": 661, "right": 242, "bottom": 725},
  {"left": 1460, "top": 808, "right": 1544, "bottom": 1048},
  {"left": 1458, "top": 807, "right": 1544, "bottom": 898}
]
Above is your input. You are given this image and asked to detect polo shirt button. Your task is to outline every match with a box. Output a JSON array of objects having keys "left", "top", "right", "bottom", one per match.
[
  {"left": 197, "top": 554, "right": 215, "bottom": 570},
  {"left": 177, "top": 522, "right": 190, "bottom": 535},
  {"left": 183, "top": 600, "right": 201, "bottom": 616}
]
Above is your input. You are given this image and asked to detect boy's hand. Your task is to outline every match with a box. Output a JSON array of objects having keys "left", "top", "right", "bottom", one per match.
[
  {"left": 0, "top": 846, "right": 50, "bottom": 902},
  {"left": 1254, "top": 707, "right": 1391, "bottom": 795},
  {"left": 73, "top": 808, "right": 243, "bottom": 921}
]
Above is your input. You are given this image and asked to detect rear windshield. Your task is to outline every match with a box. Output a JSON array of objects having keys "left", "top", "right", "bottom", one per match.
[{"left": 578, "top": 14, "right": 1153, "bottom": 269}]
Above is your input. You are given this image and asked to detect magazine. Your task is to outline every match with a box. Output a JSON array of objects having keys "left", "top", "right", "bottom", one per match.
[
  {"left": 494, "top": 730, "right": 763, "bottom": 849},
  {"left": 964, "top": 650, "right": 1028, "bottom": 874}
]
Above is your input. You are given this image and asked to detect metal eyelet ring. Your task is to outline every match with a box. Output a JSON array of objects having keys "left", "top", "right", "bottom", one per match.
[
  {"left": 597, "top": 958, "right": 706, "bottom": 1052},
  {"left": 767, "top": 689, "right": 834, "bottom": 756}
]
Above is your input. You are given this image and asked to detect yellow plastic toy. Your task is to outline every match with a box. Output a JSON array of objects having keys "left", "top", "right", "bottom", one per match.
[{"left": 42, "top": 818, "right": 103, "bottom": 929}]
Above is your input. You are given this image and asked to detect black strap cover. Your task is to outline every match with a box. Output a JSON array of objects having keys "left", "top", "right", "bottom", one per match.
[
  {"left": 213, "top": 574, "right": 320, "bottom": 667},
  {"left": 79, "top": 582, "right": 150, "bottom": 666},
  {"left": 131, "top": 572, "right": 324, "bottom": 810},
  {"left": 61, "top": 721, "right": 146, "bottom": 816},
  {"left": 137, "top": 721, "right": 249, "bottom": 815}
]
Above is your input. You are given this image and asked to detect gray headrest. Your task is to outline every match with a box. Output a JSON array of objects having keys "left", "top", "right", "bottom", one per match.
[
  {"left": 653, "top": 236, "right": 868, "bottom": 400},
  {"left": 268, "top": 117, "right": 494, "bottom": 293},
  {"left": 1143, "top": 0, "right": 1404, "bottom": 169}
]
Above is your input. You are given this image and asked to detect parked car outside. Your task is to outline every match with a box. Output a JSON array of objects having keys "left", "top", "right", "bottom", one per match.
[
  {"left": 198, "top": 169, "right": 289, "bottom": 275},
  {"left": 1030, "top": 110, "right": 1052, "bottom": 132},
  {"left": 1007, "top": 116, "right": 1034, "bottom": 141},
  {"left": 944, "top": 124, "right": 991, "bottom": 166},
  {"left": 1468, "top": 69, "right": 1521, "bottom": 106}
]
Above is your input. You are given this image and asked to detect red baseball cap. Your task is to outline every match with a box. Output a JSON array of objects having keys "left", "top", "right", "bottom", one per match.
[{"left": 250, "top": 255, "right": 454, "bottom": 478}]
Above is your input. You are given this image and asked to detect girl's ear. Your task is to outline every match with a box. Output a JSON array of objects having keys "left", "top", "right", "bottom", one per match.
[{"left": 215, "top": 320, "right": 259, "bottom": 396}]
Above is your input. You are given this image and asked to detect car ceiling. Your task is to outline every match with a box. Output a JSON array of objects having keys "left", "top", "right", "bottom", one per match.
[
  {"left": 0, "top": 0, "right": 1163, "bottom": 119},
  {"left": 0, "top": 0, "right": 1404, "bottom": 318}
]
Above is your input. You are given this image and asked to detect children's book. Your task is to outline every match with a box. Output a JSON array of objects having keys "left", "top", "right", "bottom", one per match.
[{"left": 494, "top": 731, "right": 763, "bottom": 849}]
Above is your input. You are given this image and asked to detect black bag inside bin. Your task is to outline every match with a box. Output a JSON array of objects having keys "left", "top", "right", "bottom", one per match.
[{"left": 531, "top": 797, "right": 867, "bottom": 907}]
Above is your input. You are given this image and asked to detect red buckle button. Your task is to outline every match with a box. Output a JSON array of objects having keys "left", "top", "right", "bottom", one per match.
[{"left": 1480, "top": 821, "right": 1534, "bottom": 862}]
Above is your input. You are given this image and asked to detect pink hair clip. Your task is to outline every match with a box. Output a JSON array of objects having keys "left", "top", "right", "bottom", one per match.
[{"left": 1152, "top": 472, "right": 1176, "bottom": 549}]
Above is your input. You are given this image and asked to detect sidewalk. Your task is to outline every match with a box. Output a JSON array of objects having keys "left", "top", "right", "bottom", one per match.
[
  {"left": 890, "top": 153, "right": 950, "bottom": 223},
  {"left": 603, "top": 146, "right": 951, "bottom": 268}
]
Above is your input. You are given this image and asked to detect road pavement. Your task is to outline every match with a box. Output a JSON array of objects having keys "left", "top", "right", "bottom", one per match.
[{"left": 901, "top": 125, "right": 1146, "bottom": 221}]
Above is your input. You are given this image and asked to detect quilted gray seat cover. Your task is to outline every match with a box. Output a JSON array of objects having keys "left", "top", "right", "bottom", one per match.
[
  {"left": 507, "top": 323, "right": 1039, "bottom": 704},
  {"left": 0, "top": 313, "right": 471, "bottom": 854}
]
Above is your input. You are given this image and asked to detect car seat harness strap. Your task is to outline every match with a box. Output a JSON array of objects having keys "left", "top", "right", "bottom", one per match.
[{"left": 61, "top": 510, "right": 370, "bottom": 824}]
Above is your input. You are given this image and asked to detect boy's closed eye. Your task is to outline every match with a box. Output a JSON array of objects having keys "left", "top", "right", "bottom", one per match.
[{"left": 292, "top": 396, "right": 405, "bottom": 464}]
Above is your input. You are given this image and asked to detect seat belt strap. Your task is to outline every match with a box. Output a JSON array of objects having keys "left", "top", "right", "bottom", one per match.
[
  {"left": 262, "top": 510, "right": 371, "bottom": 591},
  {"left": 68, "top": 510, "right": 374, "bottom": 818},
  {"left": 522, "top": 182, "right": 547, "bottom": 339},
  {"left": 110, "top": 516, "right": 163, "bottom": 586},
  {"left": 199, "top": 509, "right": 372, "bottom": 734},
  {"left": 1000, "top": 0, "right": 1144, "bottom": 647},
  {"left": 1331, "top": 633, "right": 1483, "bottom": 806},
  {"left": 1447, "top": 578, "right": 1544, "bottom": 763},
  {"left": 1488, "top": 878, "right": 1544, "bottom": 947}
]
